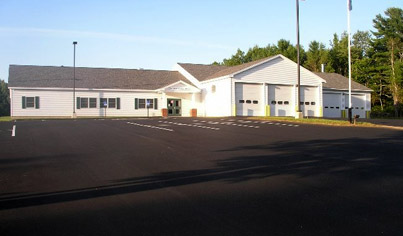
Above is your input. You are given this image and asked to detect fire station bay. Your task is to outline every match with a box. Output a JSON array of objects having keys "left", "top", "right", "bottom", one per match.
[{"left": 8, "top": 55, "right": 372, "bottom": 119}]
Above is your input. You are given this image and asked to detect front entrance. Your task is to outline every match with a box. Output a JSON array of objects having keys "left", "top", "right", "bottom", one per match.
[{"left": 167, "top": 99, "right": 181, "bottom": 116}]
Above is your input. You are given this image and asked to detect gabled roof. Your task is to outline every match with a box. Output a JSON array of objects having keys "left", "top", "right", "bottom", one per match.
[
  {"left": 178, "top": 56, "right": 275, "bottom": 81},
  {"left": 314, "top": 72, "right": 372, "bottom": 92},
  {"left": 8, "top": 65, "right": 195, "bottom": 90}
]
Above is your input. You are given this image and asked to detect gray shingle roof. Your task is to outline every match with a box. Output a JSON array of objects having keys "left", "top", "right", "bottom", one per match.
[
  {"left": 314, "top": 72, "right": 372, "bottom": 91},
  {"left": 8, "top": 65, "right": 194, "bottom": 90},
  {"left": 178, "top": 56, "right": 274, "bottom": 81}
]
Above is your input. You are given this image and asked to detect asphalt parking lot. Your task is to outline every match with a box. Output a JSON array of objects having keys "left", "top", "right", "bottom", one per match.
[{"left": 1, "top": 117, "right": 403, "bottom": 236}]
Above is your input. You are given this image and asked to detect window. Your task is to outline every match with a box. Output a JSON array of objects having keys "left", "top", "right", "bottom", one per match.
[
  {"left": 336, "top": 107, "right": 340, "bottom": 109},
  {"left": 100, "top": 98, "right": 108, "bottom": 108},
  {"left": 300, "top": 102, "right": 304, "bottom": 105},
  {"left": 355, "top": 107, "right": 359, "bottom": 109},
  {"left": 26, "top": 97, "right": 35, "bottom": 108},
  {"left": 325, "top": 106, "right": 329, "bottom": 108},
  {"left": 330, "top": 107, "right": 334, "bottom": 109},
  {"left": 109, "top": 98, "right": 116, "bottom": 108},
  {"left": 284, "top": 101, "right": 289, "bottom": 105},
  {"left": 22, "top": 96, "right": 40, "bottom": 109},
  {"left": 311, "top": 102, "right": 316, "bottom": 105},
  {"left": 345, "top": 107, "right": 348, "bottom": 109},
  {"left": 239, "top": 100, "right": 245, "bottom": 104},
  {"left": 80, "top": 98, "right": 89, "bottom": 108},
  {"left": 146, "top": 99, "right": 154, "bottom": 108},
  {"left": 90, "top": 98, "right": 97, "bottom": 108},
  {"left": 271, "top": 101, "right": 276, "bottom": 104},
  {"left": 278, "top": 101, "right": 283, "bottom": 105},
  {"left": 139, "top": 99, "right": 146, "bottom": 109},
  {"left": 305, "top": 102, "right": 310, "bottom": 105},
  {"left": 253, "top": 100, "right": 258, "bottom": 104},
  {"left": 246, "top": 100, "right": 251, "bottom": 104}
]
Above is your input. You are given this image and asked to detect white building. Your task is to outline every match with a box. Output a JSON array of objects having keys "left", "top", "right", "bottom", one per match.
[{"left": 8, "top": 54, "right": 372, "bottom": 118}]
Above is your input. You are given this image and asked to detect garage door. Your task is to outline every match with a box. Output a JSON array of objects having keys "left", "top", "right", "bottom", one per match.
[
  {"left": 323, "top": 93, "right": 342, "bottom": 118},
  {"left": 235, "top": 83, "right": 262, "bottom": 116},
  {"left": 345, "top": 94, "right": 366, "bottom": 118},
  {"left": 268, "top": 85, "right": 293, "bottom": 116},
  {"left": 301, "top": 86, "right": 318, "bottom": 117}
]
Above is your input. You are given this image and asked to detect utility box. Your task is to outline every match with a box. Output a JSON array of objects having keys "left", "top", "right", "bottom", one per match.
[
  {"left": 161, "top": 108, "right": 168, "bottom": 117},
  {"left": 191, "top": 109, "right": 197, "bottom": 117}
]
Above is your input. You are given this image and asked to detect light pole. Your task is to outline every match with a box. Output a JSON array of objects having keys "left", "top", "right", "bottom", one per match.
[
  {"left": 72, "top": 41, "right": 77, "bottom": 118},
  {"left": 295, "top": 0, "right": 303, "bottom": 119}
]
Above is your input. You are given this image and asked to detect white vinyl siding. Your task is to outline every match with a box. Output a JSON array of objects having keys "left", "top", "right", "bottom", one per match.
[
  {"left": 234, "top": 56, "right": 323, "bottom": 86},
  {"left": 11, "top": 89, "right": 164, "bottom": 117},
  {"left": 200, "top": 78, "right": 232, "bottom": 117}
]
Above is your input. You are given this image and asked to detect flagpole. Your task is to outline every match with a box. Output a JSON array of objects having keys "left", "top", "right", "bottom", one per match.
[
  {"left": 347, "top": 0, "right": 352, "bottom": 122},
  {"left": 295, "top": 0, "right": 302, "bottom": 119}
]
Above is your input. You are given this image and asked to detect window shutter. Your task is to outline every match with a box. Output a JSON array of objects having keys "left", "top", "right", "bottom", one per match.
[
  {"left": 135, "top": 98, "right": 138, "bottom": 109},
  {"left": 154, "top": 98, "right": 158, "bottom": 110},
  {"left": 117, "top": 98, "right": 120, "bottom": 109},
  {"left": 22, "top": 96, "right": 26, "bottom": 109},
  {"left": 77, "top": 97, "right": 81, "bottom": 109},
  {"left": 35, "top": 96, "right": 40, "bottom": 109}
]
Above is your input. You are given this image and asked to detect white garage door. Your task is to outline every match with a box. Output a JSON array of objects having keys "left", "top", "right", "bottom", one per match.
[
  {"left": 235, "top": 83, "right": 262, "bottom": 116},
  {"left": 268, "top": 85, "right": 293, "bottom": 116},
  {"left": 301, "top": 86, "right": 318, "bottom": 117},
  {"left": 323, "top": 93, "right": 342, "bottom": 118},
  {"left": 345, "top": 94, "right": 366, "bottom": 118}
]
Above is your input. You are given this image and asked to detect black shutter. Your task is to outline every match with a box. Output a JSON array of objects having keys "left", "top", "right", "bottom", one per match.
[
  {"left": 35, "top": 96, "right": 40, "bottom": 109},
  {"left": 154, "top": 98, "right": 158, "bottom": 110},
  {"left": 135, "top": 98, "right": 138, "bottom": 109},
  {"left": 77, "top": 97, "right": 81, "bottom": 109},
  {"left": 117, "top": 98, "right": 120, "bottom": 109},
  {"left": 22, "top": 96, "right": 26, "bottom": 109}
]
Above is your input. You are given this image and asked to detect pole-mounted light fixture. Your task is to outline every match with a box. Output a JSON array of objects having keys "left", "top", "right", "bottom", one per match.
[{"left": 73, "top": 41, "right": 77, "bottom": 118}]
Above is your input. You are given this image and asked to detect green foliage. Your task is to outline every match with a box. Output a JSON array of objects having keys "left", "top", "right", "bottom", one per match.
[
  {"left": 304, "top": 41, "right": 328, "bottom": 72},
  {"left": 0, "top": 79, "right": 10, "bottom": 116}
]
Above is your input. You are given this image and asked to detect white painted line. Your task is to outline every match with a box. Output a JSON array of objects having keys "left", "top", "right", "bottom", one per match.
[
  {"left": 282, "top": 124, "right": 287, "bottom": 126},
  {"left": 11, "top": 125, "right": 16, "bottom": 137},
  {"left": 127, "top": 122, "right": 173, "bottom": 132}
]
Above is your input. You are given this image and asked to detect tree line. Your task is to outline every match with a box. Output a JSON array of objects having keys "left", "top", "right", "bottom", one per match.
[
  {"left": 0, "top": 79, "right": 9, "bottom": 116},
  {"left": 213, "top": 7, "right": 403, "bottom": 117}
]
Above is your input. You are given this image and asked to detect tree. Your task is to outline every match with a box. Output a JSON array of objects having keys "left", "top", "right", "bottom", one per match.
[
  {"left": 373, "top": 7, "right": 403, "bottom": 116},
  {"left": 304, "top": 41, "right": 328, "bottom": 72},
  {"left": 0, "top": 79, "right": 10, "bottom": 116}
]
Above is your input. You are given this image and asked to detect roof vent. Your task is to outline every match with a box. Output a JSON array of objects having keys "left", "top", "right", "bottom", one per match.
[{"left": 139, "top": 68, "right": 144, "bottom": 70}]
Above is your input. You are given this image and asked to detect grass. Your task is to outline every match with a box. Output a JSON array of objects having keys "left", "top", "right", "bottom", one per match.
[
  {"left": 248, "top": 116, "right": 377, "bottom": 127},
  {"left": 0, "top": 116, "right": 13, "bottom": 122}
]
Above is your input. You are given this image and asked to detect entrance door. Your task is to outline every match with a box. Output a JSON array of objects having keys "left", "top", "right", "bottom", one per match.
[{"left": 167, "top": 99, "right": 181, "bottom": 116}]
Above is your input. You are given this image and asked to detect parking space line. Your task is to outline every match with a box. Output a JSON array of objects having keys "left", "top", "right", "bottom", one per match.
[
  {"left": 159, "top": 121, "right": 220, "bottom": 131},
  {"left": 127, "top": 122, "right": 173, "bottom": 132},
  {"left": 11, "top": 125, "right": 16, "bottom": 137}
]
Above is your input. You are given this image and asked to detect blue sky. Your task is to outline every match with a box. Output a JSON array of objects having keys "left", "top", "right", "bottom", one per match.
[{"left": 0, "top": 0, "right": 402, "bottom": 82}]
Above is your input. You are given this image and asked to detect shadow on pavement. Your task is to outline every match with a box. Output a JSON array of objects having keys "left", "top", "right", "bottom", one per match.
[{"left": 1, "top": 132, "right": 403, "bottom": 210}]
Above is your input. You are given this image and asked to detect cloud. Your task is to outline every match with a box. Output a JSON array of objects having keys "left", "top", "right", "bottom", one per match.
[{"left": 0, "top": 27, "right": 233, "bottom": 50}]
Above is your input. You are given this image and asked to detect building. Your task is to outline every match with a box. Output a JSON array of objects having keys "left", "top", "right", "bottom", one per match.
[{"left": 8, "top": 54, "right": 372, "bottom": 118}]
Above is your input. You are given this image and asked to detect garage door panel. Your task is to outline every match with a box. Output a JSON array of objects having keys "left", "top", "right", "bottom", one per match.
[
  {"left": 345, "top": 94, "right": 366, "bottom": 118},
  {"left": 236, "top": 83, "right": 262, "bottom": 116},
  {"left": 323, "top": 93, "right": 341, "bottom": 118},
  {"left": 268, "top": 85, "right": 293, "bottom": 116},
  {"left": 301, "top": 86, "right": 318, "bottom": 117}
]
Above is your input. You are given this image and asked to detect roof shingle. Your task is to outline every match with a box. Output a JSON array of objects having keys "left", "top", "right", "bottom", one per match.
[
  {"left": 8, "top": 65, "right": 194, "bottom": 90},
  {"left": 178, "top": 56, "right": 274, "bottom": 81},
  {"left": 314, "top": 72, "right": 372, "bottom": 91}
]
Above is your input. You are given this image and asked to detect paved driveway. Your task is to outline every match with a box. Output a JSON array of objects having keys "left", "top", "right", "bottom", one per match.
[{"left": 0, "top": 118, "right": 403, "bottom": 235}]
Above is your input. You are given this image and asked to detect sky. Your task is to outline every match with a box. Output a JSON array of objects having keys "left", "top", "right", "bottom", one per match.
[{"left": 0, "top": 0, "right": 402, "bottom": 82}]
